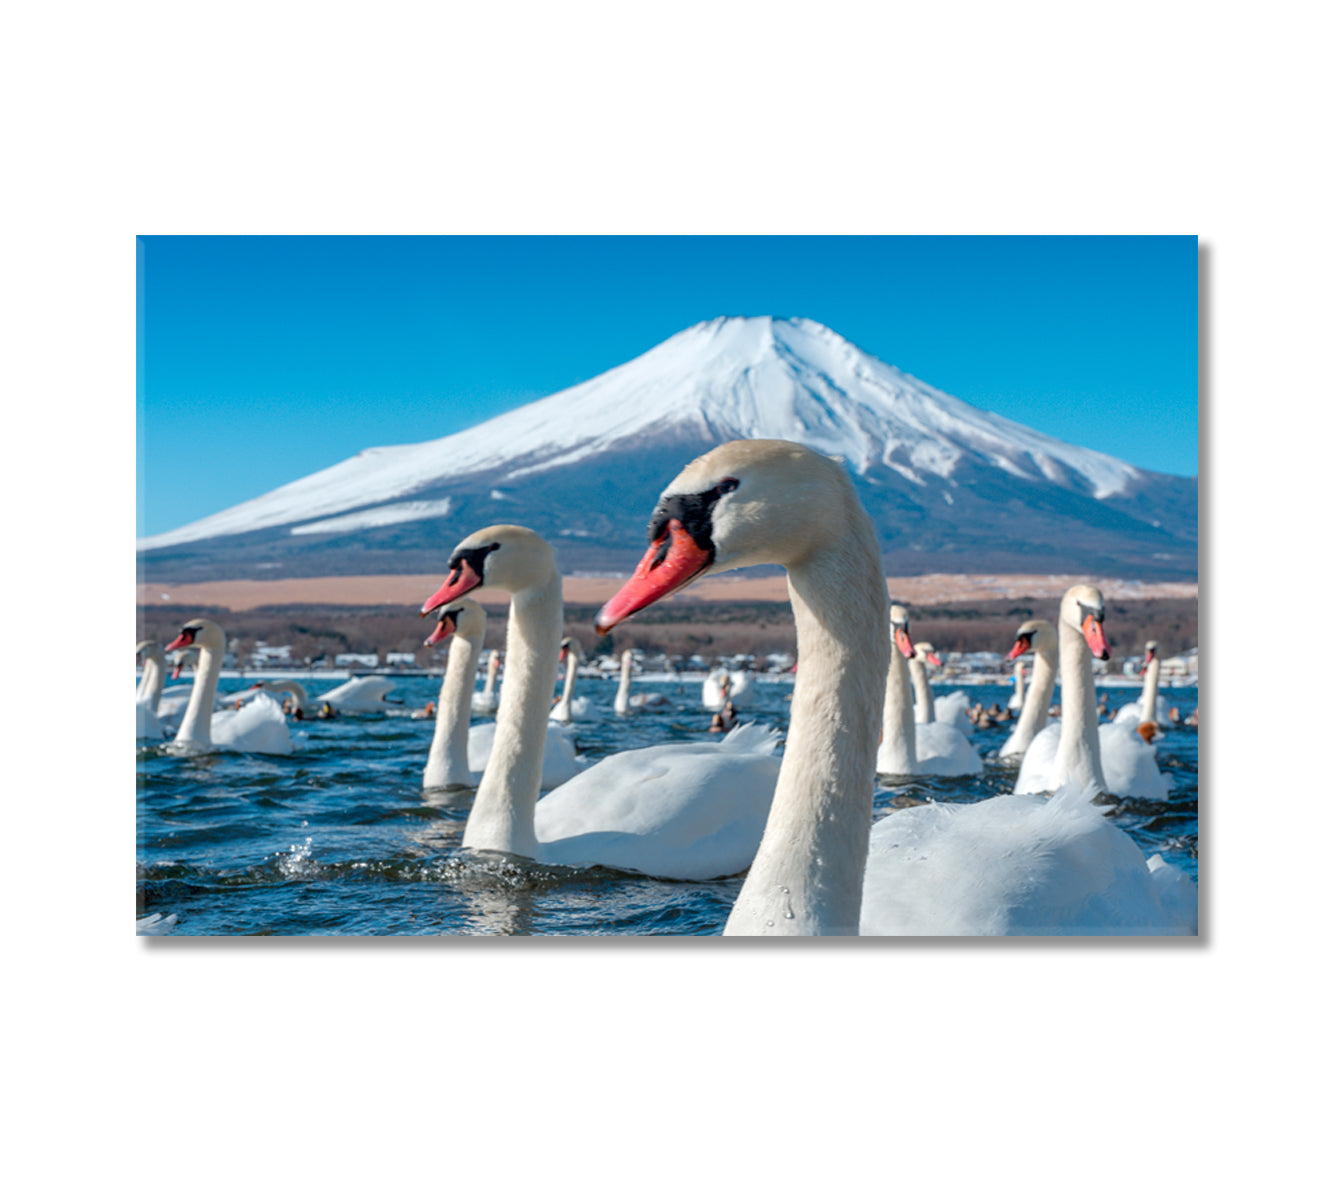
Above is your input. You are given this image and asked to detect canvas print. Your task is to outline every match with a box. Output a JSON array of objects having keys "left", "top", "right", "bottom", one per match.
[{"left": 136, "top": 235, "right": 1199, "bottom": 936}]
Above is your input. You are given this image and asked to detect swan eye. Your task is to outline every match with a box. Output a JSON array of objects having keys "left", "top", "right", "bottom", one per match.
[{"left": 718, "top": 477, "right": 739, "bottom": 495}]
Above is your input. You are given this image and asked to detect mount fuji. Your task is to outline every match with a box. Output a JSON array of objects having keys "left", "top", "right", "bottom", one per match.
[{"left": 137, "top": 317, "right": 1197, "bottom": 583}]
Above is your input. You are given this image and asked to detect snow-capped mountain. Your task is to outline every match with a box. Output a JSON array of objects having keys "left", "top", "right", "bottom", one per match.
[{"left": 137, "top": 317, "right": 1197, "bottom": 582}]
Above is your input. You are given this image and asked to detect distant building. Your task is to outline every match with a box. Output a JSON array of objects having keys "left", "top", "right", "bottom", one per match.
[
  {"left": 385, "top": 652, "right": 417, "bottom": 667},
  {"left": 335, "top": 653, "right": 379, "bottom": 668}
]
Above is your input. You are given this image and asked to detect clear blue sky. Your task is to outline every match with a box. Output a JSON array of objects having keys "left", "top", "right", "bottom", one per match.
[{"left": 137, "top": 235, "right": 1198, "bottom": 538}]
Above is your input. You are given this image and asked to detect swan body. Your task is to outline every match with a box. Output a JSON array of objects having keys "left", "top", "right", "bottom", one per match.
[
  {"left": 878, "top": 610, "right": 982, "bottom": 778},
  {"left": 999, "top": 619, "right": 1059, "bottom": 760},
  {"left": 1012, "top": 589, "right": 1169, "bottom": 800},
  {"left": 136, "top": 913, "right": 179, "bottom": 934},
  {"left": 163, "top": 619, "right": 295, "bottom": 755},
  {"left": 702, "top": 668, "right": 749, "bottom": 711},
  {"left": 1015, "top": 720, "right": 1170, "bottom": 801},
  {"left": 316, "top": 676, "right": 396, "bottom": 713},
  {"left": 860, "top": 783, "right": 1196, "bottom": 935},
  {"left": 419, "top": 524, "right": 772, "bottom": 878},
  {"left": 532, "top": 723, "right": 782, "bottom": 879},
  {"left": 595, "top": 440, "right": 1192, "bottom": 936}
]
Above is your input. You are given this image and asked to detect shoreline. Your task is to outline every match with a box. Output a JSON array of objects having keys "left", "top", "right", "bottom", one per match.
[{"left": 138, "top": 572, "right": 1199, "bottom": 613}]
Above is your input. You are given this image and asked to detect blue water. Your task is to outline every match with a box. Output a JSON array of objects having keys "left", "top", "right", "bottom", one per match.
[{"left": 136, "top": 677, "right": 1199, "bottom": 935}]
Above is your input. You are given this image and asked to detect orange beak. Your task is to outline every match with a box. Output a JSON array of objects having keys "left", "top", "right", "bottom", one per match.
[
  {"left": 424, "top": 610, "right": 459, "bottom": 647},
  {"left": 421, "top": 560, "right": 483, "bottom": 615},
  {"left": 1007, "top": 636, "right": 1031, "bottom": 661},
  {"left": 894, "top": 627, "right": 915, "bottom": 659},
  {"left": 595, "top": 518, "right": 712, "bottom": 634},
  {"left": 164, "top": 630, "right": 195, "bottom": 653},
  {"left": 1081, "top": 615, "right": 1110, "bottom": 660}
]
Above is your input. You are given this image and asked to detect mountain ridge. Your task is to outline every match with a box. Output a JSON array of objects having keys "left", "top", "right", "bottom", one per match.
[{"left": 138, "top": 316, "right": 1197, "bottom": 583}]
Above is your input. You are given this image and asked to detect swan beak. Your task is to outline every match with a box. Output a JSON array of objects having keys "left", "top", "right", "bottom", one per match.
[
  {"left": 927, "top": 652, "right": 943, "bottom": 667},
  {"left": 164, "top": 630, "right": 195, "bottom": 653},
  {"left": 595, "top": 518, "right": 712, "bottom": 633},
  {"left": 1081, "top": 615, "right": 1110, "bottom": 660},
  {"left": 894, "top": 627, "right": 915, "bottom": 659},
  {"left": 1007, "top": 636, "right": 1031, "bottom": 661},
  {"left": 170, "top": 663, "right": 182, "bottom": 680},
  {"left": 1144, "top": 647, "right": 1156, "bottom": 666},
  {"left": 421, "top": 561, "right": 483, "bottom": 615},
  {"left": 424, "top": 610, "right": 459, "bottom": 647}
]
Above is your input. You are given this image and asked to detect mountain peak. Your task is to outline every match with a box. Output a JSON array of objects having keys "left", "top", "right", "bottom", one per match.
[{"left": 138, "top": 317, "right": 1194, "bottom": 583}]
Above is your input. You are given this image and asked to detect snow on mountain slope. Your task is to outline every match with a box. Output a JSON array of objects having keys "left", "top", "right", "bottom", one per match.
[{"left": 138, "top": 317, "right": 1146, "bottom": 551}]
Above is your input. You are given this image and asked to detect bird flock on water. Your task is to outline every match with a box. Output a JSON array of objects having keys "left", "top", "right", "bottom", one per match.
[{"left": 137, "top": 438, "right": 1197, "bottom": 936}]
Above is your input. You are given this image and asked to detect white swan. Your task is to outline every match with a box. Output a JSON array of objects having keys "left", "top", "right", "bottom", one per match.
[
  {"left": 136, "top": 640, "right": 167, "bottom": 738},
  {"left": 1013, "top": 589, "right": 1170, "bottom": 801},
  {"left": 418, "top": 524, "right": 779, "bottom": 879},
  {"left": 860, "top": 782, "right": 1196, "bottom": 934},
  {"left": 1008, "top": 659, "right": 1026, "bottom": 712},
  {"left": 934, "top": 690, "right": 974, "bottom": 736},
  {"left": 472, "top": 649, "right": 500, "bottom": 714},
  {"left": 549, "top": 637, "right": 590, "bottom": 723},
  {"left": 702, "top": 667, "right": 750, "bottom": 711},
  {"left": 594, "top": 438, "right": 1194, "bottom": 935},
  {"left": 999, "top": 619, "right": 1058, "bottom": 760},
  {"left": 315, "top": 675, "right": 397, "bottom": 713},
  {"left": 162, "top": 619, "right": 295, "bottom": 755},
  {"left": 878, "top": 607, "right": 982, "bottom": 778},
  {"left": 1112, "top": 640, "right": 1171, "bottom": 731},
  {"left": 422, "top": 599, "right": 582, "bottom": 790},
  {"left": 613, "top": 648, "right": 670, "bottom": 715}
]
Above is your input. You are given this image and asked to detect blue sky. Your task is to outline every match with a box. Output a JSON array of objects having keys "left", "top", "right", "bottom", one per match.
[{"left": 137, "top": 235, "right": 1198, "bottom": 538}]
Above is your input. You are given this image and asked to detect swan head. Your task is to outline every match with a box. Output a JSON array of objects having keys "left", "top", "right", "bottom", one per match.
[
  {"left": 423, "top": 597, "right": 487, "bottom": 647},
  {"left": 420, "top": 525, "right": 555, "bottom": 613},
  {"left": 559, "top": 636, "right": 583, "bottom": 664},
  {"left": 1059, "top": 585, "right": 1110, "bottom": 660},
  {"left": 1143, "top": 640, "right": 1158, "bottom": 666},
  {"left": 164, "top": 618, "right": 224, "bottom": 655},
  {"left": 889, "top": 603, "right": 916, "bottom": 660},
  {"left": 595, "top": 440, "right": 859, "bottom": 632},
  {"left": 1007, "top": 618, "right": 1057, "bottom": 660},
  {"left": 914, "top": 641, "right": 943, "bottom": 667}
]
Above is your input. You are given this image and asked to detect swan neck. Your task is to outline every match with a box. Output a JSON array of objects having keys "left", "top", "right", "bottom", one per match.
[
  {"left": 462, "top": 573, "right": 561, "bottom": 857},
  {"left": 879, "top": 640, "right": 917, "bottom": 773},
  {"left": 614, "top": 652, "right": 631, "bottom": 714},
  {"left": 725, "top": 522, "right": 890, "bottom": 936},
  {"left": 141, "top": 655, "right": 165, "bottom": 711},
  {"left": 908, "top": 657, "right": 934, "bottom": 723},
  {"left": 425, "top": 630, "right": 483, "bottom": 788},
  {"left": 174, "top": 643, "right": 221, "bottom": 747},
  {"left": 1054, "top": 621, "right": 1106, "bottom": 792},
  {"left": 1009, "top": 640, "right": 1057, "bottom": 752}
]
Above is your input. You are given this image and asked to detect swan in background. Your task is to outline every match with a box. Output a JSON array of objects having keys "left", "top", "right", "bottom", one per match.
[
  {"left": 418, "top": 524, "right": 778, "bottom": 879},
  {"left": 155, "top": 647, "right": 200, "bottom": 724},
  {"left": 1008, "top": 660, "right": 1026, "bottom": 712},
  {"left": 595, "top": 438, "right": 1195, "bottom": 936},
  {"left": 316, "top": 675, "right": 397, "bottom": 713},
  {"left": 550, "top": 637, "right": 590, "bottom": 723},
  {"left": 248, "top": 679, "right": 310, "bottom": 715},
  {"left": 162, "top": 619, "right": 296, "bottom": 755},
  {"left": 136, "top": 641, "right": 167, "bottom": 738},
  {"left": 878, "top": 607, "right": 982, "bottom": 778},
  {"left": 421, "top": 599, "right": 582, "bottom": 790},
  {"left": 613, "top": 649, "right": 671, "bottom": 715},
  {"left": 1112, "top": 640, "right": 1171, "bottom": 733},
  {"left": 934, "top": 689, "right": 974, "bottom": 736},
  {"left": 702, "top": 667, "right": 750, "bottom": 711},
  {"left": 472, "top": 649, "right": 500, "bottom": 714},
  {"left": 999, "top": 618, "right": 1058, "bottom": 760},
  {"left": 1014, "top": 588, "right": 1169, "bottom": 801}
]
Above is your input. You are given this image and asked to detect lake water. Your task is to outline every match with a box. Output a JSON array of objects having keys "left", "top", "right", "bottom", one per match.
[{"left": 136, "top": 675, "right": 1199, "bottom": 936}]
